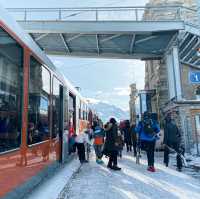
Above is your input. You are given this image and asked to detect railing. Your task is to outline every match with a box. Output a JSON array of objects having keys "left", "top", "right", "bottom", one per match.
[{"left": 6, "top": 6, "right": 197, "bottom": 23}]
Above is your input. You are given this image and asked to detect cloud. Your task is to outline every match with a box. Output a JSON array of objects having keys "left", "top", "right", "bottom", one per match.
[
  {"left": 95, "top": 90, "right": 103, "bottom": 95},
  {"left": 50, "top": 56, "right": 145, "bottom": 111},
  {"left": 86, "top": 98, "right": 100, "bottom": 104},
  {"left": 114, "top": 87, "right": 130, "bottom": 96}
]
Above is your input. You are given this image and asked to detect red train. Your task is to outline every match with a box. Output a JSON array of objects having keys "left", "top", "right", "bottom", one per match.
[{"left": 0, "top": 5, "right": 96, "bottom": 198}]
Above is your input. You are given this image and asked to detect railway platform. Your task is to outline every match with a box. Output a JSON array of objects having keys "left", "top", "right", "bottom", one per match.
[{"left": 26, "top": 151, "right": 200, "bottom": 199}]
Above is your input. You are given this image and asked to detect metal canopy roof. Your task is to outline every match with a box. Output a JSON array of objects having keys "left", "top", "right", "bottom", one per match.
[
  {"left": 7, "top": 6, "right": 197, "bottom": 60},
  {"left": 18, "top": 21, "right": 183, "bottom": 60}
]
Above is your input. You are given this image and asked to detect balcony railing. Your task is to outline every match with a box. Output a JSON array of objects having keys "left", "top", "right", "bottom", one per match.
[{"left": 6, "top": 6, "right": 197, "bottom": 24}]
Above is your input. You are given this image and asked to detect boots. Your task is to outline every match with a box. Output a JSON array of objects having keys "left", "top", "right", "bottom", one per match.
[
  {"left": 107, "top": 164, "right": 121, "bottom": 170},
  {"left": 112, "top": 165, "right": 121, "bottom": 170},
  {"left": 147, "top": 166, "right": 156, "bottom": 172}
]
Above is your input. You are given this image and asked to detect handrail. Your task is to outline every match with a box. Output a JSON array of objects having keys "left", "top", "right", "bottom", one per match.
[
  {"left": 6, "top": 6, "right": 196, "bottom": 11},
  {"left": 6, "top": 6, "right": 197, "bottom": 23}
]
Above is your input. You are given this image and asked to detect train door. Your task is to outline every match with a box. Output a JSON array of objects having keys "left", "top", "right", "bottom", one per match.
[
  {"left": 68, "top": 93, "right": 76, "bottom": 154},
  {"left": 52, "top": 77, "right": 63, "bottom": 162},
  {"left": 62, "top": 88, "right": 69, "bottom": 162},
  {"left": 59, "top": 85, "right": 64, "bottom": 162}
]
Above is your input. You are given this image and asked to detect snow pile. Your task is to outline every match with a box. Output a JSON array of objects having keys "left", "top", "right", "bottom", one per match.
[{"left": 185, "top": 146, "right": 200, "bottom": 167}]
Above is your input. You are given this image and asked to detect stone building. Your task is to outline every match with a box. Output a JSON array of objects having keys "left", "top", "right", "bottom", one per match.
[
  {"left": 129, "top": 83, "right": 137, "bottom": 123},
  {"left": 144, "top": 0, "right": 200, "bottom": 153}
]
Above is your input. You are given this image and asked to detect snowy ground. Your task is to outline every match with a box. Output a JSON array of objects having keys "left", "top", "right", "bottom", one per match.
[
  {"left": 27, "top": 158, "right": 81, "bottom": 199},
  {"left": 59, "top": 152, "right": 200, "bottom": 199}
]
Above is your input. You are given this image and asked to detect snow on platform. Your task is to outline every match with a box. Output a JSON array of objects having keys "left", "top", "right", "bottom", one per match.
[
  {"left": 60, "top": 152, "right": 200, "bottom": 199},
  {"left": 27, "top": 158, "right": 80, "bottom": 199}
]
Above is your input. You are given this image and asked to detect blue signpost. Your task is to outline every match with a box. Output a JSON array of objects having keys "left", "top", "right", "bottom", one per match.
[{"left": 189, "top": 72, "right": 200, "bottom": 84}]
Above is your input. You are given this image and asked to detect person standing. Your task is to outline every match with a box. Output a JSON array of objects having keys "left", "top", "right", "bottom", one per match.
[
  {"left": 123, "top": 120, "right": 132, "bottom": 152},
  {"left": 135, "top": 112, "right": 160, "bottom": 172},
  {"left": 104, "top": 118, "right": 121, "bottom": 170},
  {"left": 92, "top": 121, "right": 105, "bottom": 164},
  {"left": 75, "top": 130, "right": 90, "bottom": 164},
  {"left": 163, "top": 114, "right": 183, "bottom": 171},
  {"left": 116, "top": 129, "right": 124, "bottom": 158},
  {"left": 130, "top": 122, "right": 137, "bottom": 157}
]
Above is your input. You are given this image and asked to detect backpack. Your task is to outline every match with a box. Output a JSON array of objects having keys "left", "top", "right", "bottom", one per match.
[
  {"left": 93, "top": 127, "right": 104, "bottom": 145},
  {"left": 143, "top": 119, "right": 156, "bottom": 137}
]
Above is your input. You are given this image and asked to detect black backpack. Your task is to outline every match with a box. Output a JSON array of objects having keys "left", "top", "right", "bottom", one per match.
[{"left": 143, "top": 119, "right": 155, "bottom": 137}]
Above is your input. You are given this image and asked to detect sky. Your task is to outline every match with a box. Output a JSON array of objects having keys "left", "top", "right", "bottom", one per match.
[{"left": 0, "top": 0, "right": 148, "bottom": 111}]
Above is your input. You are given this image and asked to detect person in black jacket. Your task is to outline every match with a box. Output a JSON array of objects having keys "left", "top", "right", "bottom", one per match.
[
  {"left": 163, "top": 114, "right": 183, "bottom": 171},
  {"left": 123, "top": 120, "right": 132, "bottom": 152},
  {"left": 130, "top": 122, "right": 137, "bottom": 157},
  {"left": 104, "top": 118, "right": 121, "bottom": 170}
]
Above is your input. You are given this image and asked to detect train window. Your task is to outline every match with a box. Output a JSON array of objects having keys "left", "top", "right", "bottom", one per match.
[
  {"left": 0, "top": 28, "right": 23, "bottom": 153},
  {"left": 85, "top": 105, "right": 88, "bottom": 120},
  {"left": 69, "top": 93, "right": 76, "bottom": 135},
  {"left": 52, "top": 77, "right": 62, "bottom": 139},
  {"left": 83, "top": 103, "right": 86, "bottom": 120},
  {"left": 79, "top": 101, "right": 81, "bottom": 119},
  {"left": 28, "top": 58, "right": 50, "bottom": 145},
  {"left": 63, "top": 90, "right": 68, "bottom": 131},
  {"left": 82, "top": 103, "right": 84, "bottom": 120}
]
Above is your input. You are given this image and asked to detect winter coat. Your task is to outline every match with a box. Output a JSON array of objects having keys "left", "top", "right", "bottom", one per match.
[
  {"left": 103, "top": 123, "right": 118, "bottom": 154},
  {"left": 116, "top": 131, "right": 124, "bottom": 150},
  {"left": 130, "top": 124, "right": 137, "bottom": 144},
  {"left": 135, "top": 121, "right": 160, "bottom": 142},
  {"left": 123, "top": 127, "right": 132, "bottom": 145},
  {"left": 163, "top": 121, "right": 181, "bottom": 146},
  {"left": 93, "top": 126, "right": 105, "bottom": 145},
  {"left": 75, "top": 132, "right": 91, "bottom": 144}
]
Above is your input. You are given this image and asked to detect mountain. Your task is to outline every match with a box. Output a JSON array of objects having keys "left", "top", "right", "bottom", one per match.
[{"left": 89, "top": 102, "right": 129, "bottom": 123}]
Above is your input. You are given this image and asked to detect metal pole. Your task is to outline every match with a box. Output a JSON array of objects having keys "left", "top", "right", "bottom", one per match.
[
  {"left": 24, "top": 9, "right": 27, "bottom": 21},
  {"left": 135, "top": 9, "right": 138, "bottom": 21},
  {"left": 95, "top": 9, "right": 98, "bottom": 21},
  {"left": 59, "top": 9, "right": 62, "bottom": 20}
]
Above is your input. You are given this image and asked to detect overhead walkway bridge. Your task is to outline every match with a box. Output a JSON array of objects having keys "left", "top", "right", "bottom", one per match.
[{"left": 6, "top": 6, "right": 200, "bottom": 65}]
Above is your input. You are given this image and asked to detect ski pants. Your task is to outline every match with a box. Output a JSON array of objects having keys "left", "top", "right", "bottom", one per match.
[
  {"left": 141, "top": 140, "right": 156, "bottom": 167},
  {"left": 164, "top": 143, "right": 182, "bottom": 169},
  {"left": 76, "top": 143, "right": 86, "bottom": 163},
  {"left": 125, "top": 139, "right": 132, "bottom": 152},
  {"left": 94, "top": 144, "right": 103, "bottom": 159},
  {"left": 132, "top": 141, "right": 137, "bottom": 156},
  {"left": 108, "top": 150, "right": 118, "bottom": 167}
]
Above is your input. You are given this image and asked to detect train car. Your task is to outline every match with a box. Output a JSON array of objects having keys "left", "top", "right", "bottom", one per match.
[{"left": 0, "top": 5, "right": 91, "bottom": 199}]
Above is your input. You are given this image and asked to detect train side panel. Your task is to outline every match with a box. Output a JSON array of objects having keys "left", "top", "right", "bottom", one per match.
[{"left": 0, "top": 6, "right": 93, "bottom": 198}]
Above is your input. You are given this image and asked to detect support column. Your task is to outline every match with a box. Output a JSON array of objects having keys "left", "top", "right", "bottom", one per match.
[{"left": 172, "top": 46, "right": 182, "bottom": 101}]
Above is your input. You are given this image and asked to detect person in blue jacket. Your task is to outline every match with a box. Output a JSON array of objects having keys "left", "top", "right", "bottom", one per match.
[{"left": 135, "top": 111, "right": 160, "bottom": 172}]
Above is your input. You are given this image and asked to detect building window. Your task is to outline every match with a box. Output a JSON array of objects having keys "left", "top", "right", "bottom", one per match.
[
  {"left": 0, "top": 28, "right": 23, "bottom": 153},
  {"left": 28, "top": 58, "right": 50, "bottom": 145},
  {"left": 52, "top": 77, "right": 62, "bottom": 139}
]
